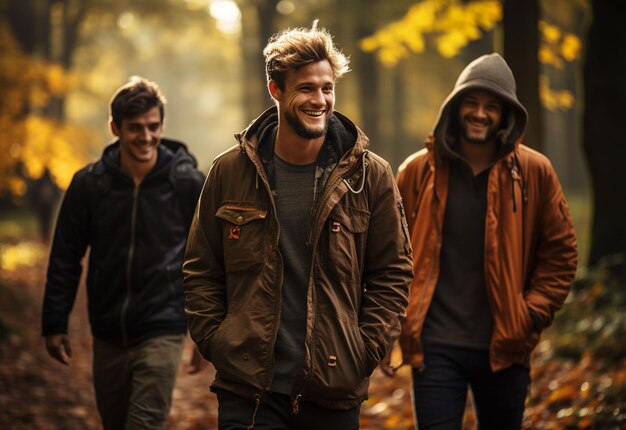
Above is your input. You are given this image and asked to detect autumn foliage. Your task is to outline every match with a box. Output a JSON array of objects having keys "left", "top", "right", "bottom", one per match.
[
  {"left": 1, "top": 238, "right": 625, "bottom": 429},
  {"left": 0, "top": 21, "right": 96, "bottom": 198}
]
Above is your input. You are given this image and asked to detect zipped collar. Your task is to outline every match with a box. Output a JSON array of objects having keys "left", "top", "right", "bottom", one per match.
[
  {"left": 100, "top": 138, "right": 197, "bottom": 184},
  {"left": 234, "top": 106, "right": 369, "bottom": 193}
]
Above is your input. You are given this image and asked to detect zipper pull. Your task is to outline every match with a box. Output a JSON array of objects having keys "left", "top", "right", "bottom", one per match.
[{"left": 292, "top": 394, "right": 302, "bottom": 414}]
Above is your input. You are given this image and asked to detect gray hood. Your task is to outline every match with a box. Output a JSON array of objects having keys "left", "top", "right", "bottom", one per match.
[{"left": 432, "top": 53, "right": 528, "bottom": 159}]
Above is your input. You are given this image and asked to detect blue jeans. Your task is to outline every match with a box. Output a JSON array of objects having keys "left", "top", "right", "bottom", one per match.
[
  {"left": 411, "top": 345, "right": 530, "bottom": 430},
  {"left": 216, "top": 389, "right": 361, "bottom": 430}
]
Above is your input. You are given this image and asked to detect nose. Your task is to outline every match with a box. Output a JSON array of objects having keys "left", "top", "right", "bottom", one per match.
[
  {"left": 139, "top": 127, "right": 151, "bottom": 141},
  {"left": 474, "top": 103, "right": 492, "bottom": 119},
  {"left": 310, "top": 88, "right": 325, "bottom": 106}
]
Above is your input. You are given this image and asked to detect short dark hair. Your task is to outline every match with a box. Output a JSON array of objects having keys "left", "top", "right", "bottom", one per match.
[
  {"left": 109, "top": 76, "right": 166, "bottom": 127},
  {"left": 263, "top": 21, "right": 350, "bottom": 90}
]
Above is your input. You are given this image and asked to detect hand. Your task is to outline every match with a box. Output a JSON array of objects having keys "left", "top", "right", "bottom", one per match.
[
  {"left": 186, "top": 346, "right": 207, "bottom": 375},
  {"left": 45, "top": 334, "right": 72, "bottom": 365},
  {"left": 379, "top": 348, "right": 401, "bottom": 377}
]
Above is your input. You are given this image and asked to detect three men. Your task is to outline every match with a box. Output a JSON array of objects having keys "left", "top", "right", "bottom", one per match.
[
  {"left": 183, "top": 23, "right": 413, "bottom": 429},
  {"left": 394, "top": 53, "right": 578, "bottom": 428},
  {"left": 42, "top": 77, "right": 205, "bottom": 429}
]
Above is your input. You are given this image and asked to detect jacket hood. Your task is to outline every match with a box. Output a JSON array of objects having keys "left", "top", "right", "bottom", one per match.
[
  {"left": 432, "top": 53, "right": 528, "bottom": 159},
  {"left": 101, "top": 138, "right": 198, "bottom": 181}
]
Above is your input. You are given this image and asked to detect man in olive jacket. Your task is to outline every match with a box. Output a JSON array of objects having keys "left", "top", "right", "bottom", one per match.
[
  {"left": 183, "top": 23, "right": 413, "bottom": 429},
  {"left": 390, "top": 53, "right": 578, "bottom": 429}
]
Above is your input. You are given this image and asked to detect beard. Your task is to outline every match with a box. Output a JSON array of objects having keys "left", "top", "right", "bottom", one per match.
[
  {"left": 459, "top": 116, "right": 500, "bottom": 145},
  {"left": 285, "top": 109, "right": 330, "bottom": 139}
]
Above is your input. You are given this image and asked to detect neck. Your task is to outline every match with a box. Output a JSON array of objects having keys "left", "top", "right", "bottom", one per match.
[
  {"left": 120, "top": 153, "right": 157, "bottom": 186},
  {"left": 458, "top": 138, "right": 497, "bottom": 176},
  {"left": 274, "top": 126, "right": 324, "bottom": 165}
]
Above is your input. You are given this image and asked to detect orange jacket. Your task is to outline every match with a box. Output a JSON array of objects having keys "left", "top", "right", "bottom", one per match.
[{"left": 396, "top": 136, "right": 578, "bottom": 371}]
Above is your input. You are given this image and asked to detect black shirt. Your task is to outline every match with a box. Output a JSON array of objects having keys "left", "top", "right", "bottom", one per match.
[{"left": 421, "top": 159, "right": 494, "bottom": 350}]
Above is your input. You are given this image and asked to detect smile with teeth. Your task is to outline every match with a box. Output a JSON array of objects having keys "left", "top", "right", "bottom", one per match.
[
  {"left": 467, "top": 117, "right": 490, "bottom": 127},
  {"left": 302, "top": 109, "right": 325, "bottom": 117}
]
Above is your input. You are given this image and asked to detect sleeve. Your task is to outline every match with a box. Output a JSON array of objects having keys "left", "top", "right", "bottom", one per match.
[
  {"left": 524, "top": 163, "right": 578, "bottom": 331},
  {"left": 359, "top": 161, "right": 413, "bottom": 370},
  {"left": 182, "top": 160, "right": 227, "bottom": 362},
  {"left": 396, "top": 152, "right": 425, "bottom": 236},
  {"left": 41, "top": 172, "right": 91, "bottom": 336},
  {"left": 185, "top": 167, "right": 206, "bottom": 230}
]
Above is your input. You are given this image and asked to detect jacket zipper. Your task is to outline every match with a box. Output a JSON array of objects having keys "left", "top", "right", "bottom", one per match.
[
  {"left": 121, "top": 185, "right": 139, "bottom": 347},
  {"left": 293, "top": 166, "right": 348, "bottom": 412}
]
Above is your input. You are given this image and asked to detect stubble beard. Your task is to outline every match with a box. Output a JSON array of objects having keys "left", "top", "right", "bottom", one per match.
[
  {"left": 285, "top": 110, "right": 330, "bottom": 139},
  {"left": 460, "top": 118, "right": 500, "bottom": 145}
]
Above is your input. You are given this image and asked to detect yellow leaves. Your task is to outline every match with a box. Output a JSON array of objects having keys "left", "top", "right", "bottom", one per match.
[
  {"left": 540, "top": 75, "right": 575, "bottom": 112},
  {"left": 549, "top": 385, "right": 578, "bottom": 403},
  {"left": 0, "top": 21, "right": 96, "bottom": 197},
  {"left": 0, "top": 242, "right": 47, "bottom": 272},
  {"left": 360, "top": 0, "right": 502, "bottom": 66},
  {"left": 20, "top": 116, "right": 97, "bottom": 190},
  {"left": 561, "top": 33, "right": 582, "bottom": 62},
  {"left": 539, "top": 20, "right": 582, "bottom": 69},
  {"left": 541, "top": 21, "right": 562, "bottom": 44}
]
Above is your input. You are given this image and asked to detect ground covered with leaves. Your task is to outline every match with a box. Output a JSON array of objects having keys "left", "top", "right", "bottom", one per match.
[{"left": 0, "top": 241, "right": 624, "bottom": 429}]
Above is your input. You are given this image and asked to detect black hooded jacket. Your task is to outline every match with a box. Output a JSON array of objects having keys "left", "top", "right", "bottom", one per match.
[{"left": 42, "top": 138, "right": 205, "bottom": 347}]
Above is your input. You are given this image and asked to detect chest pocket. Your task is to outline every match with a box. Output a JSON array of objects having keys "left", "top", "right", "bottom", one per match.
[
  {"left": 216, "top": 204, "right": 268, "bottom": 273},
  {"left": 327, "top": 204, "right": 370, "bottom": 282}
]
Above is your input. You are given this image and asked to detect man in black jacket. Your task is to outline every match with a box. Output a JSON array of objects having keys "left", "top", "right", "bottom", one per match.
[{"left": 42, "top": 77, "right": 205, "bottom": 429}]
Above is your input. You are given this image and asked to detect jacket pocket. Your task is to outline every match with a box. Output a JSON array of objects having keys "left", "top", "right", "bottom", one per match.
[
  {"left": 216, "top": 204, "right": 268, "bottom": 274},
  {"left": 207, "top": 310, "right": 269, "bottom": 391},
  {"left": 495, "top": 295, "right": 540, "bottom": 357},
  {"left": 308, "top": 306, "right": 373, "bottom": 400},
  {"left": 327, "top": 204, "right": 370, "bottom": 282}
]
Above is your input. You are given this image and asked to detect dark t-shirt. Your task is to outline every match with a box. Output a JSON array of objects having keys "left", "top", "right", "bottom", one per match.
[
  {"left": 421, "top": 160, "right": 494, "bottom": 350},
  {"left": 270, "top": 154, "right": 316, "bottom": 394}
]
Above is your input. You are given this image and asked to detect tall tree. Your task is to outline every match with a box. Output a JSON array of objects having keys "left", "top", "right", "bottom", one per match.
[
  {"left": 238, "top": 0, "right": 279, "bottom": 121},
  {"left": 583, "top": 0, "right": 626, "bottom": 271},
  {"left": 503, "top": 0, "right": 542, "bottom": 151}
]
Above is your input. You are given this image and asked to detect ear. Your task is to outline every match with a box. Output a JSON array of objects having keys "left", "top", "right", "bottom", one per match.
[
  {"left": 268, "top": 80, "right": 281, "bottom": 102},
  {"left": 110, "top": 120, "right": 120, "bottom": 137}
]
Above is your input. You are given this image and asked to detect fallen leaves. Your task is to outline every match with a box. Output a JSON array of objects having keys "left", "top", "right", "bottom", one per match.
[{"left": 0, "top": 242, "right": 625, "bottom": 429}]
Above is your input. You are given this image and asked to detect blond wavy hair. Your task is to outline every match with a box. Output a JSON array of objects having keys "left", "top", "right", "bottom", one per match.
[{"left": 263, "top": 20, "right": 350, "bottom": 90}]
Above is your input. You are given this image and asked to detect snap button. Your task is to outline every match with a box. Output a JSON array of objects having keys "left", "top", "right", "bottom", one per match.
[{"left": 236, "top": 215, "right": 244, "bottom": 223}]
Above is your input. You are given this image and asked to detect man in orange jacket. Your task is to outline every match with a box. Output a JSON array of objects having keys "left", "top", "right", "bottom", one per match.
[{"left": 388, "top": 53, "right": 578, "bottom": 429}]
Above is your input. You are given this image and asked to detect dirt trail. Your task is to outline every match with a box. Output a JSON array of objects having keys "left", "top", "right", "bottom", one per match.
[{"left": 0, "top": 260, "right": 412, "bottom": 429}]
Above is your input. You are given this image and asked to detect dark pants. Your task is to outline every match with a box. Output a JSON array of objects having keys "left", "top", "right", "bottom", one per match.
[
  {"left": 216, "top": 389, "right": 361, "bottom": 430},
  {"left": 92, "top": 334, "right": 184, "bottom": 430},
  {"left": 411, "top": 345, "right": 530, "bottom": 430}
]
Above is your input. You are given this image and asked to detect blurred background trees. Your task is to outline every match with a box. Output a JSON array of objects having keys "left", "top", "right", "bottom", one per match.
[
  {"left": 2, "top": 1, "right": 626, "bottom": 428},
  {"left": 0, "top": 0, "right": 623, "bottom": 281}
]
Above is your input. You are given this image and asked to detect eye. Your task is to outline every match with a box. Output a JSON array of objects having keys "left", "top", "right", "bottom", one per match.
[{"left": 462, "top": 99, "right": 477, "bottom": 108}]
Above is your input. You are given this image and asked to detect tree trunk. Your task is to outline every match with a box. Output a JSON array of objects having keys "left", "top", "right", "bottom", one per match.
[
  {"left": 583, "top": 0, "right": 626, "bottom": 269},
  {"left": 239, "top": 0, "right": 278, "bottom": 122},
  {"left": 503, "top": 0, "right": 542, "bottom": 151}
]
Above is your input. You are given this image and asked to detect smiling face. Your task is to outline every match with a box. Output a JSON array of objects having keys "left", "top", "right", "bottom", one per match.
[
  {"left": 270, "top": 60, "right": 335, "bottom": 140},
  {"left": 111, "top": 106, "right": 163, "bottom": 165},
  {"left": 458, "top": 90, "right": 503, "bottom": 145}
]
